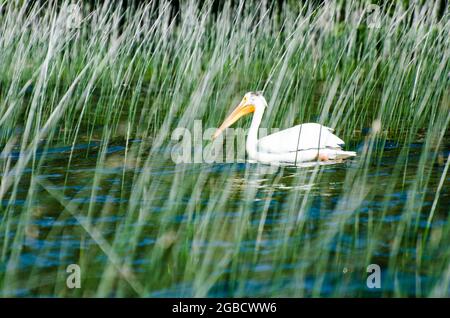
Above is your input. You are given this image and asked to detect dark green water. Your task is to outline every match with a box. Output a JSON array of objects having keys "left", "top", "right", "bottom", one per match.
[{"left": 0, "top": 136, "right": 448, "bottom": 297}]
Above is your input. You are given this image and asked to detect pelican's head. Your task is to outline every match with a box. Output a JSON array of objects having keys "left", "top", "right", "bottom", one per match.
[{"left": 213, "top": 91, "right": 267, "bottom": 139}]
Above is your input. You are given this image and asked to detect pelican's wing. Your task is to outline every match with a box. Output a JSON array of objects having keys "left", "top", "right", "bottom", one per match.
[{"left": 257, "top": 123, "right": 345, "bottom": 153}]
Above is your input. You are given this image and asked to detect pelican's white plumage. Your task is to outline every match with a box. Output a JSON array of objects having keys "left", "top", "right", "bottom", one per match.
[
  {"left": 213, "top": 92, "right": 356, "bottom": 165},
  {"left": 257, "top": 123, "right": 344, "bottom": 153}
]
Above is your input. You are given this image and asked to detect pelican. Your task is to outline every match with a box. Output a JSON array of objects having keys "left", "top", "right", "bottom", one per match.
[{"left": 213, "top": 91, "right": 356, "bottom": 165}]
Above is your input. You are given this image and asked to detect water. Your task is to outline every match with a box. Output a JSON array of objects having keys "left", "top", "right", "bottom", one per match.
[{"left": 0, "top": 137, "right": 448, "bottom": 297}]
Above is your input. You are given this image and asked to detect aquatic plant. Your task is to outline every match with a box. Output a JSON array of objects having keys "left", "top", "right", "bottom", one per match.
[{"left": 0, "top": 0, "right": 448, "bottom": 297}]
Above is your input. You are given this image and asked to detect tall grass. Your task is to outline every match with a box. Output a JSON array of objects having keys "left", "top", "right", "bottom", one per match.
[{"left": 0, "top": 0, "right": 449, "bottom": 297}]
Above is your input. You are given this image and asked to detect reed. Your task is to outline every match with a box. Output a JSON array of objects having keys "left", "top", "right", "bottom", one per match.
[{"left": 0, "top": 0, "right": 448, "bottom": 297}]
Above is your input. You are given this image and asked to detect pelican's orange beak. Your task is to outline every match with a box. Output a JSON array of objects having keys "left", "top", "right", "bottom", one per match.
[{"left": 213, "top": 100, "right": 255, "bottom": 139}]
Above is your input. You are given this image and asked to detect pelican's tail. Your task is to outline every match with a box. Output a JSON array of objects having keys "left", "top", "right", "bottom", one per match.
[{"left": 333, "top": 150, "right": 357, "bottom": 160}]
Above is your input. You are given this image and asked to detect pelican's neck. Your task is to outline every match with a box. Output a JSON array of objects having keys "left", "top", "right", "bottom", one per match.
[{"left": 246, "top": 104, "right": 265, "bottom": 159}]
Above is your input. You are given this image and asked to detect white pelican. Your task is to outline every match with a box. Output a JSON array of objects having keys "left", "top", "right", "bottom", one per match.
[{"left": 213, "top": 91, "right": 356, "bottom": 165}]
